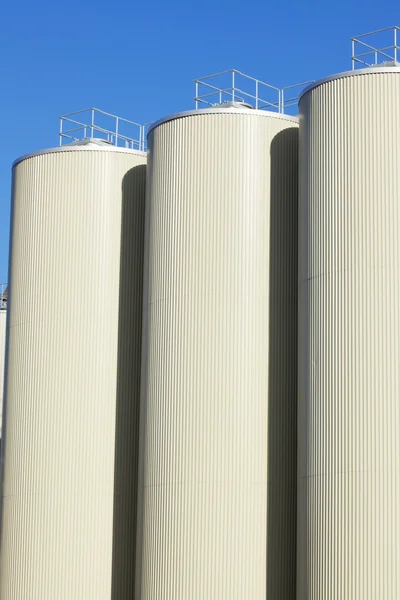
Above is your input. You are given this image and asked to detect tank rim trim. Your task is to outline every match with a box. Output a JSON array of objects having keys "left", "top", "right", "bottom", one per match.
[
  {"left": 147, "top": 107, "right": 298, "bottom": 137},
  {"left": 12, "top": 144, "right": 146, "bottom": 169},
  {"left": 299, "top": 65, "right": 400, "bottom": 101}
]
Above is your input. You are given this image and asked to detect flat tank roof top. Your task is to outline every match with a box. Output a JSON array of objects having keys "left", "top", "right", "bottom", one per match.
[
  {"left": 13, "top": 138, "right": 146, "bottom": 169},
  {"left": 300, "top": 64, "right": 400, "bottom": 100}
]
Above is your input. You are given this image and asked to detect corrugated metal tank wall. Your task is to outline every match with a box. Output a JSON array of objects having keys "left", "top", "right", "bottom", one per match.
[
  {"left": 0, "top": 142, "right": 146, "bottom": 599},
  {"left": 136, "top": 108, "right": 299, "bottom": 599},
  {"left": 298, "top": 67, "right": 400, "bottom": 599},
  {"left": 0, "top": 308, "right": 6, "bottom": 441}
]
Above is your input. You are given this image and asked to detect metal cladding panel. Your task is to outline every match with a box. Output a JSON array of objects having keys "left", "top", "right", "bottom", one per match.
[
  {"left": 0, "top": 148, "right": 146, "bottom": 599},
  {"left": 0, "top": 309, "right": 6, "bottom": 439},
  {"left": 137, "top": 112, "right": 299, "bottom": 599},
  {"left": 298, "top": 70, "right": 400, "bottom": 599}
]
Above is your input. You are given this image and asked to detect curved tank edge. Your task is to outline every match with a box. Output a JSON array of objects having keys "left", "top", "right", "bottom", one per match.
[
  {"left": 12, "top": 143, "right": 147, "bottom": 169},
  {"left": 147, "top": 107, "right": 299, "bottom": 137},
  {"left": 299, "top": 65, "right": 400, "bottom": 102}
]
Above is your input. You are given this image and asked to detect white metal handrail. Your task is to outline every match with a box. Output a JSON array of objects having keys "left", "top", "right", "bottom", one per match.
[
  {"left": 194, "top": 69, "right": 314, "bottom": 114},
  {"left": 195, "top": 69, "right": 281, "bottom": 112},
  {"left": 281, "top": 81, "right": 315, "bottom": 111},
  {"left": 351, "top": 26, "right": 400, "bottom": 69},
  {"left": 59, "top": 108, "right": 147, "bottom": 151}
]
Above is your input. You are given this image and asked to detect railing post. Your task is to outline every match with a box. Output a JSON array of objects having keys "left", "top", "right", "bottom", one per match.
[
  {"left": 91, "top": 109, "right": 95, "bottom": 139},
  {"left": 115, "top": 117, "right": 119, "bottom": 146},
  {"left": 195, "top": 81, "right": 198, "bottom": 109},
  {"left": 59, "top": 118, "right": 63, "bottom": 146},
  {"left": 352, "top": 39, "right": 355, "bottom": 69},
  {"left": 255, "top": 80, "right": 259, "bottom": 109},
  {"left": 395, "top": 28, "right": 398, "bottom": 63},
  {"left": 232, "top": 70, "right": 235, "bottom": 102}
]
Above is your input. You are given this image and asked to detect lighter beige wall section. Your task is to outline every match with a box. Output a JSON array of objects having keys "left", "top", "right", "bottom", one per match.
[
  {"left": 136, "top": 110, "right": 299, "bottom": 599},
  {"left": 0, "top": 146, "right": 146, "bottom": 599},
  {"left": 0, "top": 309, "right": 6, "bottom": 439},
  {"left": 298, "top": 70, "right": 400, "bottom": 599}
]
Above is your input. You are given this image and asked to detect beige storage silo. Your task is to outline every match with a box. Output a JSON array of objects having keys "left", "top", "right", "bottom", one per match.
[
  {"left": 0, "top": 139, "right": 146, "bottom": 599},
  {"left": 298, "top": 65, "right": 400, "bottom": 599},
  {"left": 0, "top": 303, "right": 6, "bottom": 443},
  {"left": 136, "top": 105, "right": 299, "bottom": 599}
]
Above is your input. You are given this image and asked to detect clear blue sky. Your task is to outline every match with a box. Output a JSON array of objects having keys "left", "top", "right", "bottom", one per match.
[{"left": 0, "top": 0, "right": 397, "bottom": 283}]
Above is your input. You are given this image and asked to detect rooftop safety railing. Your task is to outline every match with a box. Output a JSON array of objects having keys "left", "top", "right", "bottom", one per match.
[
  {"left": 281, "top": 81, "right": 315, "bottom": 112},
  {"left": 195, "top": 69, "right": 281, "bottom": 111},
  {"left": 194, "top": 69, "right": 314, "bottom": 114},
  {"left": 59, "top": 108, "right": 147, "bottom": 151},
  {"left": 351, "top": 26, "right": 400, "bottom": 69},
  {"left": 0, "top": 284, "right": 7, "bottom": 310}
]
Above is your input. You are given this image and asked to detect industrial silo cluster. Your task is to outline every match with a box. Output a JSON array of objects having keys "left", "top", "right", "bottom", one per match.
[{"left": 0, "top": 26, "right": 400, "bottom": 600}]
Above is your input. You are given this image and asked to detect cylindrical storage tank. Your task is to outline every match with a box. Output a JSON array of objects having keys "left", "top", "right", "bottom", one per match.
[
  {"left": 0, "top": 305, "right": 6, "bottom": 443},
  {"left": 136, "top": 106, "right": 299, "bottom": 599},
  {"left": 0, "top": 140, "right": 146, "bottom": 599},
  {"left": 298, "top": 66, "right": 400, "bottom": 599}
]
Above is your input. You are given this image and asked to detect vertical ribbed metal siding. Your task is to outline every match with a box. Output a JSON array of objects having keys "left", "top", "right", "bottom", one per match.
[
  {"left": 0, "top": 148, "right": 146, "bottom": 600},
  {"left": 136, "top": 112, "right": 299, "bottom": 599},
  {"left": 298, "top": 71, "right": 400, "bottom": 599},
  {"left": 0, "top": 309, "right": 6, "bottom": 440}
]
